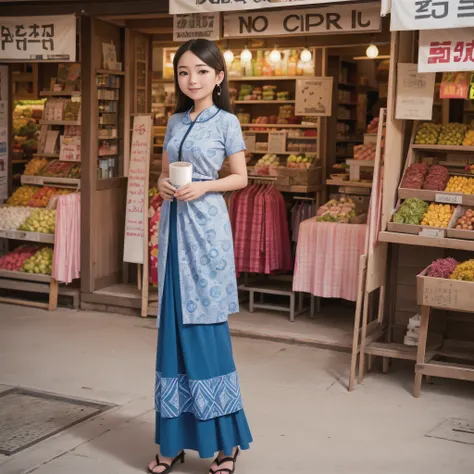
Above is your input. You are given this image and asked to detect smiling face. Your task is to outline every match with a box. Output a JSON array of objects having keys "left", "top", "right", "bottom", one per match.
[{"left": 177, "top": 50, "right": 224, "bottom": 104}]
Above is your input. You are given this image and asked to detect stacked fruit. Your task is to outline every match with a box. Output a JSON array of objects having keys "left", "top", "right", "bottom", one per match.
[
  {"left": 445, "top": 176, "right": 474, "bottom": 194},
  {"left": 353, "top": 143, "right": 376, "bottom": 161},
  {"left": 367, "top": 117, "right": 379, "bottom": 134},
  {"left": 24, "top": 157, "right": 48, "bottom": 176},
  {"left": 254, "top": 154, "right": 279, "bottom": 175},
  {"left": 7, "top": 186, "right": 40, "bottom": 206},
  {"left": 28, "top": 187, "right": 59, "bottom": 207},
  {"left": 392, "top": 198, "right": 428, "bottom": 225},
  {"left": 421, "top": 203, "right": 454, "bottom": 228},
  {"left": 0, "top": 207, "right": 32, "bottom": 230},
  {"left": 0, "top": 246, "right": 39, "bottom": 272},
  {"left": 286, "top": 153, "right": 316, "bottom": 169},
  {"left": 455, "top": 209, "right": 474, "bottom": 230},
  {"left": 415, "top": 122, "right": 441, "bottom": 145},
  {"left": 40, "top": 160, "right": 75, "bottom": 177},
  {"left": 438, "top": 123, "right": 467, "bottom": 146},
  {"left": 463, "top": 130, "right": 474, "bottom": 146},
  {"left": 422, "top": 165, "right": 449, "bottom": 191},
  {"left": 400, "top": 163, "right": 429, "bottom": 189},
  {"left": 18, "top": 209, "right": 56, "bottom": 234},
  {"left": 21, "top": 247, "right": 54, "bottom": 275},
  {"left": 450, "top": 260, "right": 474, "bottom": 281},
  {"left": 316, "top": 198, "right": 357, "bottom": 224}
]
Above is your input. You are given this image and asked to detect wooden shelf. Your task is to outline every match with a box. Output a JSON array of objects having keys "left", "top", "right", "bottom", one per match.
[
  {"left": 379, "top": 231, "right": 474, "bottom": 251},
  {"left": 0, "top": 269, "right": 52, "bottom": 283},
  {"left": 40, "top": 91, "right": 81, "bottom": 97},
  {"left": 39, "top": 120, "right": 80, "bottom": 126},
  {"left": 96, "top": 69, "right": 125, "bottom": 76},
  {"left": 411, "top": 144, "right": 474, "bottom": 152},
  {"left": 0, "top": 229, "right": 54, "bottom": 244},
  {"left": 337, "top": 118, "right": 357, "bottom": 122},
  {"left": 243, "top": 131, "right": 317, "bottom": 139},
  {"left": 234, "top": 100, "right": 295, "bottom": 104},
  {"left": 12, "top": 160, "right": 28, "bottom": 164},
  {"left": 337, "top": 138, "right": 363, "bottom": 143},
  {"left": 327, "top": 179, "right": 372, "bottom": 188},
  {"left": 97, "top": 86, "right": 120, "bottom": 90},
  {"left": 339, "top": 82, "right": 358, "bottom": 88},
  {"left": 252, "top": 151, "right": 317, "bottom": 156},
  {"left": 21, "top": 175, "right": 80, "bottom": 187},
  {"left": 33, "top": 153, "right": 59, "bottom": 158},
  {"left": 229, "top": 76, "right": 314, "bottom": 81},
  {"left": 241, "top": 124, "right": 317, "bottom": 129},
  {"left": 152, "top": 78, "right": 174, "bottom": 83}
]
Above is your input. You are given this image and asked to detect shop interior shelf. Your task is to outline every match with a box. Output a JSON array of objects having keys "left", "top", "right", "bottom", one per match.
[
  {"left": 96, "top": 68, "right": 125, "bottom": 76},
  {"left": 252, "top": 151, "right": 315, "bottom": 155},
  {"left": 337, "top": 138, "right": 363, "bottom": 143},
  {"left": 279, "top": 184, "right": 323, "bottom": 193},
  {"left": 233, "top": 100, "right": 296, "bottom": 104},
  {"left": 39, "top": 120, "right": 81, "bottom": 126},
  {"left": 243, "top": 131, "right": 317, "bottom": 139},
  {"left": 40, "top": 91, "right": 81, "bottom": 97},
  {"left": 0, "top": 269, "right": 52, "bottom": 283},
  {"left": 379, "top": 231, "right": 474, "bottom": 251},
  {"left": 241, "top": 124, "right": 317, "bottom": 129},
  {"left": 0, "top": 229, "right": 54, "bottom": 244},
  {"left": 411, "top": 144, "right": 474, "bottom": 153},
  {"left": 229, "top": 76, "right": 314, "bottom": 81},
  {"left": 21, "top": 175, "right": 81, "bottom": 187},
  {"left": 326, "top": 179, "right": 372, "bottom": 188},
  {"left": 33, "top": 153, "right": 60, "bottom": 158}
]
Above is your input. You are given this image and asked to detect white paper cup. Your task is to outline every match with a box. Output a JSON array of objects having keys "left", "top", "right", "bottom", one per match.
[{"left": 170, "top": 162, "right": 192, "bottom": 187}]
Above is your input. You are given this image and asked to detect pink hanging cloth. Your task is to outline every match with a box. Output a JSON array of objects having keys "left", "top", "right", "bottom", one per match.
[{"left": 52, "top": 193, "right": 81, "bottom": 284}]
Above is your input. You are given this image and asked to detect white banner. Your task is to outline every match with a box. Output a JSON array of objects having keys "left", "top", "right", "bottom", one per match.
[
  {"left": 170, "top": 0, "right": 350, "bottom": 15},
  {"left": 395, "top": 63, "right": 435, "bottom": 120},
  {"left": 124, "top": 116, "right": 152, "bottom": 264},
  {"left": 295, "top": 78, "right": 333, "bottom": 117},
  {"left": 391, "top": 0, "right": 474, "bottom": 31},
  {"left": 419, "top": 28, "right": 474, "bottom": 73},
  {"left": 381, "top": 0, "right": 391, "bottom": 16},
  {"left": 0, "top": 15, "right": 76, "bottom": 62},
  {"left": 173, "top": 13, "right": 220, "bottom": 41},
  {"left": 224, "top": 3, "right": 381, "bottom": 38}
]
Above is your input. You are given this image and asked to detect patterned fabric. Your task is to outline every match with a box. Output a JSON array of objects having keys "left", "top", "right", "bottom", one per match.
[
  {"left": 293, "top": 220, "right": 367, "bottom": 301},
  {"left": 155, "top": 370, "right": 243, "bottom": 421},
  {"left": 158, "top": 105, "right": 246, "bottom": 326}
]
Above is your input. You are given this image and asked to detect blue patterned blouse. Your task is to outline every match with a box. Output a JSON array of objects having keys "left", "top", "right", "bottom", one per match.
[{"left": 157, "top": 104, "right": 246, "bottom": 326}]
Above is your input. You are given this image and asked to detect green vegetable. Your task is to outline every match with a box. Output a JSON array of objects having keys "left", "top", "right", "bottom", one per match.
[{"left": 393, "top": 198, "right": 428, "bottom": 225}]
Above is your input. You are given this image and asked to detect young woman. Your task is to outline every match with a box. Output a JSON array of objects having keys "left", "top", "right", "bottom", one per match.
[{"left": 147, "top": 39, "right": 253, "bottom": 474}]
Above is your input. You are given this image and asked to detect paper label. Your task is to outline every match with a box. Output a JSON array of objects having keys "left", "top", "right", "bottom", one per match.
[
  {"left": 419, "top": 228, "right": 445, "bottom": 238},
  {"left": 244, "top": 133, "right": 256, "bottom": 153},
  {"left": 22, "top": 176, "right": 42, "bottom": 185},
  {"left": 268, "top": 132, "right": 286, "bottom": 153},
  {"left": 435, "top": 193, "right": 462, "bottom": 205}
]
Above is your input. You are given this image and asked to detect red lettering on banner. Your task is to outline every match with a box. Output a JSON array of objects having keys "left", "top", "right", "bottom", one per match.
[{"left": 428, "top": 41, "right": 451, "bottom": 64}]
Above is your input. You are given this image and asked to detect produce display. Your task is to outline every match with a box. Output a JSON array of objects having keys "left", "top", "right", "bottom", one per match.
[
  {"left": 414, "top": 122, "right": 441, "bottom": 145},
  {"left": 251, "top": 114, "right": 301, "bottom": 125},
  {"left": 366, "top": 117, "right": 379, "bottom": 134},
  {"left": 24, "top": 157, "right": 48, "bottom": 176},
  {"left": 21, "top": 247, "right": 54, "bottom": 275},
  {"left": 68, "top": 164, "right": 81, "bottom": 179},
  {"left": 12, "top": 100, "right": 44, "bottom": 159},
  {"left": 0, "top": 246, "right": 39, "bottom": 272},
  {"left": 353, "top": 143, "right": 376, "bottom": 161},
  {"left": 392, "top": 198, "right": 428, "bottom": 225},
  {"left": 27, "top": 187, "right": 73, "bottom": 207},
  {"left": 286, "top": 153, "right": 316, "bottom": 169},
  {"left": 254, "top": 154, "right": 280, "bottom": 174},
  {"left": 420, "top": 203, "right": 454, "bottom": 228},
  {"left": 438, "top": 123, "right": 467, "bottom": 146},
  {"left": 7, "top": 186, "right": 40, "bottom": 206},
  {"left": 40, "top": 160, "right": 75, "bottom": 178},
  {"left": 427, "top": 258, "right": 458, "bottom": 279},
  {"left": 0, "top": 207, "right": 32, "bottom": 230},
  {"left": 450, "top": 260, "right": 474, "bottom": 281},
  {"left": 454, "top": 208, "right": 474, "bottom": 230},
  {"left": 316, "top": 198, "right": 357, "bottom": 224},
  {"left": 422, "top": 165, "right": 449, "bottom": 191},
  {"left": 18, "top": 209, "right": 56, "bottom": 234},
  {"left": 262, "top": 85, "right": 276, "bottom": 100},
  {"left": 462, "top": 130, "right": 474, "bottom": 146},
  {"left": 445, "top": 176, "right": 474, "bottom": 194},
  {"left": 400, "top": 163, "right": 429, "bottom": 189}
]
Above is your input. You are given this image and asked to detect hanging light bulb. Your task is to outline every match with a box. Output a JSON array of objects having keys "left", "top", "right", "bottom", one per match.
[
  {"left": 224, "top": 49, "right": 234, "bottom": 64},
  {"left": 300, "top": 48, "right": 312, "bottom": 63},
  {"left": 366, "top": 44, "right": 379, "bottom": 59},
  {"left": 240, "top": 47, "right": 252, "bottom": 63},
  {"left": 269, "top": 47, "right": 281, "bottom": 64}
]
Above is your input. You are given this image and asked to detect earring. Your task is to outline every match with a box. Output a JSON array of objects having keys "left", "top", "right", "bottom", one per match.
[{"left": 216, "top": 84, "right": 222, "bottom": 96}]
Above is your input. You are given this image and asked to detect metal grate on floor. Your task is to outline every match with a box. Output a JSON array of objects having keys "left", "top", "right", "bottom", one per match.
[{"left": 0, "top": 388, "right": 113, "bottom": 455}]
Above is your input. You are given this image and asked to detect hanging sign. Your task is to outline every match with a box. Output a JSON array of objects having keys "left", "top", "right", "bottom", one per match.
[
  {"left": 223, "top": 3, "right": 381, "bottom": 38},
  {"left": 0, "top": 15, "right": 76, "bottom": 62},
  {"left": 0, "top": 66, "right": 8, "bottom": 202},
  {"left": 391, "top": 0, "right": 474, "bottom": 31},
  {"left": 295, "top": 78, "right": 333, "bottom": 117},
  {"left": 418, "top": 28, "right": 474, "bottom": 73},
  {"left": 440, "top": 72, "right": 469, "bottom": 99},
  {"left": 268, "top": 132, "right": 286, "bottom": 153},
  {"left": 395, "top": 63, "right": 435, "bottom": 120},
  {"left": 173, "top": 13, "right": 220, "bottom": 41},
  {"left": 124, "top": 115, "right": 152, "bottom": 264},
  {"left": 170, "top": 0, "right": 350, "bottom": 15}
]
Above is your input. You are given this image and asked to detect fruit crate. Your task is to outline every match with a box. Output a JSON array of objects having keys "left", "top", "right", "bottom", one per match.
[
  {"left": 446, "top": 206, "right": 474, "bottom": 240},
  {"left": 275, "top": 166, "right": 321, "bottom": 187}
]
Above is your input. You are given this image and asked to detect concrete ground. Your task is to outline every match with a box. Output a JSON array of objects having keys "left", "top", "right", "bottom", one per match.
[{"left": 0, "top": 304, "right": 473, "bottom": 474}]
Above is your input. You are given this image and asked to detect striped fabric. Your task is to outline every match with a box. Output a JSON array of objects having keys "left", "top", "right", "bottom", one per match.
[{"left": 293, "top": 220, "right": 367, "bottom": 302}]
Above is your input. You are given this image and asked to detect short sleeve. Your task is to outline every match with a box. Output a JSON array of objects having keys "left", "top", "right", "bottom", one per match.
[
  {"left": 163, "top": 114, "right": 177, "bottom": 151},
  {"left": 224, "top": 114, "right": 246, "bottom": 157}
]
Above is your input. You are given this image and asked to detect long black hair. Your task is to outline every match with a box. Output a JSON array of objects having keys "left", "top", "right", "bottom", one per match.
[{"left": 172, "top": 39, "right": 233, "bottom": 114}]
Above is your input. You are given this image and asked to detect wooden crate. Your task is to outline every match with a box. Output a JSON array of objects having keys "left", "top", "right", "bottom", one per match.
[
  {"left": 276, "top": 166, "right": 322, "bottom": 187},
  {"left": 417, "top": 268, "right": 474, "bottom": 313},
  {"left": 446, "top": 205, "right": 474, "bottom": 240}
]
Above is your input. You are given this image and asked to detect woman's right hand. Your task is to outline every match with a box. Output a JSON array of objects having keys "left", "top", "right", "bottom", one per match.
[{"left": 159, "top": 178, "right": 177, "bottom": 201}]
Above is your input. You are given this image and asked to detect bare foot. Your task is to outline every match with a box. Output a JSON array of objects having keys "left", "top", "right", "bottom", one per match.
[{"left": 209, "top": 447, "right": 239, "bottom": 473}]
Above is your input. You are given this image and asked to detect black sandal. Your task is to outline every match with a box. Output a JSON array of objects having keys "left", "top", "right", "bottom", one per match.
[
  {"left": 147, "top": 451, "right": 185, "bottom": 474},
  {"left": 209, "top": 447, "right": 240, "bottom": 474}
]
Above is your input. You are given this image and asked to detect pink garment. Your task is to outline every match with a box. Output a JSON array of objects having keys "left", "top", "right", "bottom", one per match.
[
  {"left": 293, "top": 220, "right": 367, "bottom": 302},
  {"left": 52, "top": 193, "right": 80, "bottom": 284}
]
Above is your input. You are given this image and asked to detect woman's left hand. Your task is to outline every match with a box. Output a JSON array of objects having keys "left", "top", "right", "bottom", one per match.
[{"left": 175, "top": 182, "right": 209, "bottom": 202}]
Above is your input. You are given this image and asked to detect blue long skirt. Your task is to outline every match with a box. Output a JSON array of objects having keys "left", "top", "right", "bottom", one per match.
[{"left": 155, "top": 199, "right": 253, "bottom": 458}]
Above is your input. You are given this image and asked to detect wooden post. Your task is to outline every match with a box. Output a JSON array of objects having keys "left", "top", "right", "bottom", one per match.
[
  {"left": 48, "top": 279, "right": 59, "bottom": 311},
  {"left": 413, "top": 305, "right": 430, "bottom": 398}
]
